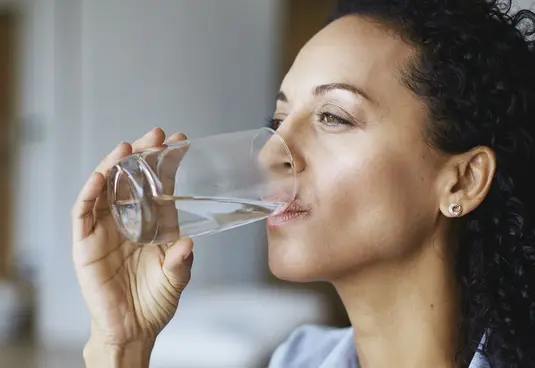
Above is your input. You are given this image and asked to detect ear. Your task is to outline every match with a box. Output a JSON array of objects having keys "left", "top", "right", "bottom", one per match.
[{"left": 438, "top": 146, "right": 496, "bottom": 218}]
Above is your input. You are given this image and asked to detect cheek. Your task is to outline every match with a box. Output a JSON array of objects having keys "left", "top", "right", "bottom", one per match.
[
  {"left": 315, "top": 148, "right": 399, "bottom": 218},
  {"left": 268, "top": 138, "right": 439, "bottom": 281},
  {"left": 314, "top": 148, "right": 437, "bottom": 263}
]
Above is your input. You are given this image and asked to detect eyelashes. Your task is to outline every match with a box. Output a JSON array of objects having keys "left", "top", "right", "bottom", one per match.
[
  {"left": 266, "top": 117, "right": 282, "bottom": 130},
  {"left": 315, "top": 112, "right": 354, "bottom": 127},
  {"left": 267, "top": 112, "right": 356, "bottom": 130}
]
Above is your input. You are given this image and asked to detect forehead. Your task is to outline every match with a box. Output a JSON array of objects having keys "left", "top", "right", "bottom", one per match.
[{"left": 281, "top": 15, "right": 416, "bottom": 99}]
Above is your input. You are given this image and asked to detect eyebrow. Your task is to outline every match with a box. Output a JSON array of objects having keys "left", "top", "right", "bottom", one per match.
[
  {"left": 276, "top": 91, "right": 288, "bottom": 103},
  {"left": 276, "top": 83, "right": 375, "bottom": 104}
]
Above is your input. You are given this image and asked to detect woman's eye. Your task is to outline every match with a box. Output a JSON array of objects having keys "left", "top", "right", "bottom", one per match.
[
  {"left": 317, "top": 113, "right": 353, "bottom": 127},
  {"left": 267, "top": 117, "right": 283, "bottom": 129},
  {"left": 268, "top": 112, "right": 355, "bottom": 130}
]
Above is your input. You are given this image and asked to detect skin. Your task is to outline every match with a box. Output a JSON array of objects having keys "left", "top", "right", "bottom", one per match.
[
  {"left": 266, "top": 15, "right": 496, "bottom": 367},
  {"left": 73, "top": 15, "right": 496, "bottom": 368},
  {"left": 73, "top": 129, "right": 194, "bottom": 367}
]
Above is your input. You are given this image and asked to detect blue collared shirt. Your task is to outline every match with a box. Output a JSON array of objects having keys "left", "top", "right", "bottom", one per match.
[{"left": 269, "top": 325, "right": 489, "bottom": 368}]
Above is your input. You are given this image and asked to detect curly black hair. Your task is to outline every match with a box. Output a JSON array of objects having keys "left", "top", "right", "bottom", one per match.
[{"left": 332, "top": 0, "right": 535, "bottom": 367}]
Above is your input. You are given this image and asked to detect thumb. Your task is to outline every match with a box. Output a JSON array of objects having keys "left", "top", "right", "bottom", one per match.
[{"left": 162, "top": 238, "right": 194, "bottom": 292}]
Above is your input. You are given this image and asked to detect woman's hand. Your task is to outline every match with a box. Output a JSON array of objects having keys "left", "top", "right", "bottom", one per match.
[{"left": 72, "top": 128, "right": 194, "bottom": 367}]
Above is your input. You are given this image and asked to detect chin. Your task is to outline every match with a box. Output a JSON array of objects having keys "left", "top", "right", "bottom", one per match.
[
  {"left": 267, "top": 242, "right": 329, "bottom": 283},
  {"left": 268, "top": 260, "right": 316, "bottom": 282},
  {"left": 266, "top": 221, "right": 352, "bottom": 282},
  {"left": 267, "top": 235, "right": 382, "bottom": 284}
]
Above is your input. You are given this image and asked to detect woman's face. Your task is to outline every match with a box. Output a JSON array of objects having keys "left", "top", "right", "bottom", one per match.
[{"left": 266, "top": 15, "right": 450, "bottom": 282}]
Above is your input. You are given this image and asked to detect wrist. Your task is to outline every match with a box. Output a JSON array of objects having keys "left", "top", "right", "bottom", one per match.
[{"left": 83, "top": 338, "right": 154, "bottom": 368}]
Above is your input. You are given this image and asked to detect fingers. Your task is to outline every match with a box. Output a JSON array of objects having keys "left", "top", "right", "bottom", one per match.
[
  {"left": 76, "top": 128, "right": 186, "bottom": 241},
  {"left": 165, "top": 132, "right": 187, "bottom": 144},
  {"left": 94, "top": 142, "right": 133, "bottom": 177},
  {"left": 91, "top": 128, "right": 171, "bottom": 180},
  {"left": 93, "top": 128, "right": 168, "bottom": 216},
  {"left": 130, "top": 128, "right": 168, "bottom": 201},
  {"left": 162, "top": 238, "right": 194, "bottom": 291},
  {"left": 73, "top": 141, "right": 132, "bottom": 241},
  {"left": 132, "top": 128, "right": 166, "bottom": 153},
  {"left": 74, "top": 140, "right": 132, "bottom": 236},
  {"left": 92, "top": 142, "right": 134, "bottom": 216},
  {"left": 72, "top": 172, "right": 107, "bottom": 242}
]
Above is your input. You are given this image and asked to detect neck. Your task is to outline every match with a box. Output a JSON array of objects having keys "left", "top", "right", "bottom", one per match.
[{"left": 333, "top": 245, "right": 463, "bottom": 368}]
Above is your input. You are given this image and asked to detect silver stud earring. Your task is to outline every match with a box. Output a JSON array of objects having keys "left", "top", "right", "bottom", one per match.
[{"left": 448, "top": 203, "right": 463, "bottom": 217}]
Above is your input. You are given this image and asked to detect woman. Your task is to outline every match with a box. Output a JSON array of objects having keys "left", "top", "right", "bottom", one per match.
[{"left": 72, "top": 0, "right": 535, "bottom": 367}]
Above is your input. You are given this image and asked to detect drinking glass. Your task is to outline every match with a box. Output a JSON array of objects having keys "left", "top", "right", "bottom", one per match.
[{"left": 107, "top": 128, "right": 295, "bottom": 245}]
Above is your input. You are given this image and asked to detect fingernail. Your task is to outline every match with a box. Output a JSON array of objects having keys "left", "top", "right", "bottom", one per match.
[
  {"left": 182, "top": 248, "right": 192, "bottom": 261},
  {"left": 179, "top": 237, "right": 193, "bottom": 260}
]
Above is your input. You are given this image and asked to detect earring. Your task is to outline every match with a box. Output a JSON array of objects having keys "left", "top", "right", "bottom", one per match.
[{"left": 448, "top": 203, "right": 463, "bottom": 217}]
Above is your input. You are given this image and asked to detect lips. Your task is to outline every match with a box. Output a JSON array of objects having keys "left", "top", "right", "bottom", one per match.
[{"left": 267, "top": 199, "right": 311, "bottom": 227}]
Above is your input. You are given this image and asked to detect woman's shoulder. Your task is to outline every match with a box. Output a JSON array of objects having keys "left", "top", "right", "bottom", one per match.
[
  {"left": 268, "top": 325, "right": 491, "bottom": 368},
  {"left": 268, "top": 325, "right": 359, "bottom": 368}
]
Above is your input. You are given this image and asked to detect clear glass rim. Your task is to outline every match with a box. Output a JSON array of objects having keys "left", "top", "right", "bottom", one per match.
[
  {"left": 110, "top": 127, "right": 297, "bottom": 202},
  {"left": 149, "top": 127, "right": 297, "bottom": 201},
  {"left": 256, "top": 127, "right": 297, "bottom": 201},
  {"left": 108, "top": 165, "right": 143, "bottom": 243}
]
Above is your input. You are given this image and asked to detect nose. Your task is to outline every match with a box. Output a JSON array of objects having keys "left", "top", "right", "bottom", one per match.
[
  {"left": 256, "top": 127, "right": 306, "bottom": 200},
  {"left": 270, "top": 126, "right": 305, "bottom": 175},
  {"left": 257, "top": 130, "right": 294, "bottom": 177},
  {"left": 256, "top": 127, "right": 302, "bottom": 201}
]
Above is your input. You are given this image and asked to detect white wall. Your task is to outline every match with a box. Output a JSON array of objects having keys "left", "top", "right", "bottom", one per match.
[
  {"left": 17, "top": 0, "right": 284, "bottom": 348},
  {"left": 14, "top": 0, "right": 57, "bottom": 281},
  {"left": 517, "top": 0, "right": 535, "bottom": 9}
]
